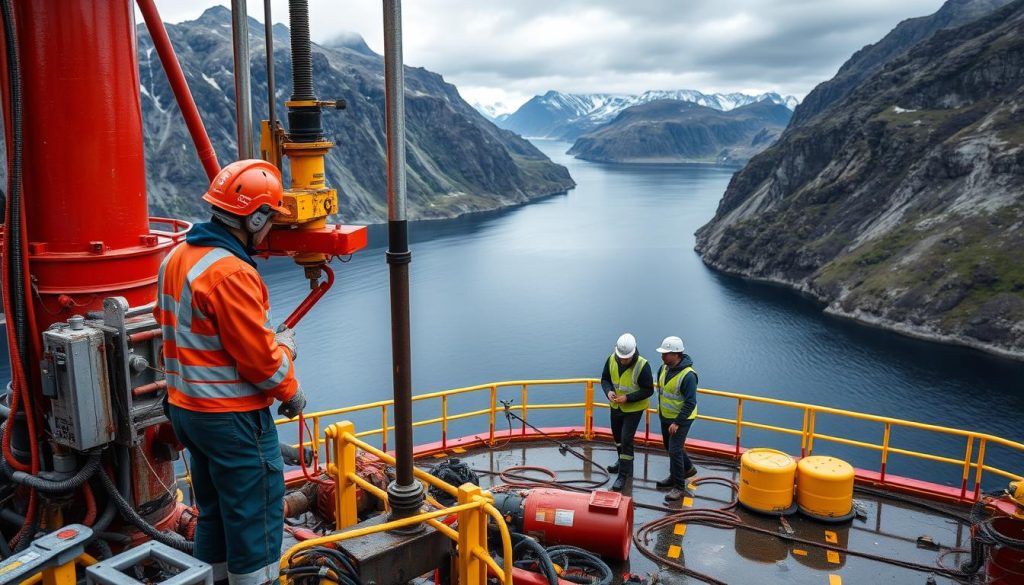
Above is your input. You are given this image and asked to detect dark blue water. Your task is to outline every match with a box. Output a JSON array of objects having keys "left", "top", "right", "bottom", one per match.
[{"left": 3, "top": 139, "right": 1022, "bottom": 488}]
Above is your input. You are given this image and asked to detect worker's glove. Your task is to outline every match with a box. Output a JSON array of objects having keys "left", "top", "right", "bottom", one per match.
[
  {"left": 278, "top": 388, "right": 306, "bottom": 419},
  {"left": 275, "top": 324, "right": 297, "bottom": 360}
]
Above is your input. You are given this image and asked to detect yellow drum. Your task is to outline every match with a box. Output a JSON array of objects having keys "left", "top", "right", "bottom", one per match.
[
  {"left": 796, "top": 456, "right": 855, "bottom": 520},
  {"left": 738, "top": 448, "right": 797, "bottom": 513}
]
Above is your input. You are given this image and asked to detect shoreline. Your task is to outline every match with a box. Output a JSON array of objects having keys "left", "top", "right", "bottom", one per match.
[{"left": 697, "top": 255, "right": 1024, "bottom": 363}]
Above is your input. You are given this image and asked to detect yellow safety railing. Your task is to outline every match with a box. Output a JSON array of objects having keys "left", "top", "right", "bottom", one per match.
[
  {"left": 277, "top": 379, "right": 1024, "bottom": 504},
  {"left": 279, "top": 421, "right": 513, "bottom": 585}
]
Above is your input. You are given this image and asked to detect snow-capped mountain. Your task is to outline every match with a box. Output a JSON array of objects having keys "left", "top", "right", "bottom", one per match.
[{"left": 498, "top": 89, "right": 799, "bottom": 140}]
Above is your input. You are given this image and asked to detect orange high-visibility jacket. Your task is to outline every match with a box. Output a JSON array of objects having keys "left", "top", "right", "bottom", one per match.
[{"left": 155, "top": 243, "right": 298, "bottom": 412}]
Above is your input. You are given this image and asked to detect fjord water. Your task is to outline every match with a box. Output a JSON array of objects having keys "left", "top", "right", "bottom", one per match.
[{"left": 3, "top": 140, "right": 1021, "bottom": 486}]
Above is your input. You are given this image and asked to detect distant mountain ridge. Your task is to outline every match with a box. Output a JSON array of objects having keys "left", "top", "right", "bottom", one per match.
[
  {"left": 695, "top": 0, "right": 1024, "bottom": 359},
  {"left": 567, "top": 100, "right": 793, "bottom": 165},
  {"left": 133, "top": 7, "right": 574, "bottom": 224},
  {"left": 498, "top": 89, "right": 799, "bottom": 140}
]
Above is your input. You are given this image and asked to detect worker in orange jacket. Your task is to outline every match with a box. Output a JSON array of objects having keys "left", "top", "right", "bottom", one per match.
[{"left": 155, "top": 159, "right": 305, "bottom": 584}]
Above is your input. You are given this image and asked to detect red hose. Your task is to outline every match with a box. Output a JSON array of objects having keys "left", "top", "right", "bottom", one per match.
[
  {"left": 135, "top": 0, "right": 220, "bottom": 181},
  {"left": 81, "top": 482, "right": 97, "bottom": 526},
  {"left": 298, "top": 413, "right": 332, "bottom": 487}
]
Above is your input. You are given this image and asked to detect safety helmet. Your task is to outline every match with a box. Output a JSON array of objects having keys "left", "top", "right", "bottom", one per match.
[
  {"left": 614, "top": 333, "right": 637, "bottom": 359},
  {"left": 656, "top": 336, "right": 685, "bottom": 354},
  {"left": 202, "top": 159, "right": 290, "bottom": 217}
]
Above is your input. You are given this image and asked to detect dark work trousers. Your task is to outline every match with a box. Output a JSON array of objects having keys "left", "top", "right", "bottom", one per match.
[
  {"left": 168, "top": 405, "right": 285, "bottom": 585},
  {"left": 610, "top": 408, "right": 643, "bottom": 476},
  {"left": 660, "top": 417, "right": 695, "bottom": 489}
]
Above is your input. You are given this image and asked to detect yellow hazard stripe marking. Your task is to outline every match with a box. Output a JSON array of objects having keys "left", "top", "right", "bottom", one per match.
[
  {"left": 829, "top": 575, "right": 842, "bottom": 585},
  {"left": 827, "top": 550, "right": 841, "bottom": 564},
  {"left": 682, "top": 497, "right": 694, "bottom": 507},
  {"left": 452, "top": 447, "right": 466, "bottom": 453},
  {"left": 792, "top": 549, "right": 808, "bottom": 556},
  {"left": 688, "top": 482, "right": 697, "bottom": 491},
  {"left": 674, "top": 523, "right": 687, "bottom": 536},
  {"left": 433, "top": 453, "right": 448, "bottom": 458},
  {"left": 825, "top": 530, "right": 838, "bottom": 543},
  {"left": 667, "top": 545, "right": 681, "bottom": 559}
]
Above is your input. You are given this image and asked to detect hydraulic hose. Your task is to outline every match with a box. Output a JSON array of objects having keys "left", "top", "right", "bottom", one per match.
[
  {"left": 3, "top": 449, "right": 102, "bottom": 493},
  {"left": 510, "top": 532, "right": 558, "bottom": 585},
  {"left": 97, "top": 466, "right": 193, "bottom": 553},
  {"left": 545, "top": 545, "right": 613, "bottom": 585}
]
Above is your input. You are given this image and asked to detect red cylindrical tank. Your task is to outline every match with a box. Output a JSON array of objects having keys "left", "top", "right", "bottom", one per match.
[
  {"left": 11, "top": 0, "right": 177, "bottom": 332},
  {"left": 520, "top": 488, "right": 633, "bottom": 561},
  {"left": 986, "top": 517, "right": 1024, "bottom": 584}
]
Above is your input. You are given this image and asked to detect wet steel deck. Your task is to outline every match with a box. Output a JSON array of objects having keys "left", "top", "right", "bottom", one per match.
[{"left": 425, "top": 437, "right": 973, "bottom": 585}]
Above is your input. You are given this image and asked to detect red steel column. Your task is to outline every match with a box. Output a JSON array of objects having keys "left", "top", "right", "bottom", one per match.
[{"left": 14, "top": 0, "right": 174, "bottom": 331}]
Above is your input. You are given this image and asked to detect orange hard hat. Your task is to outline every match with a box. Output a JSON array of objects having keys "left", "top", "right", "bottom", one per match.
[{"left": 202, "top": 159, "right": 290, "bottom": 217}]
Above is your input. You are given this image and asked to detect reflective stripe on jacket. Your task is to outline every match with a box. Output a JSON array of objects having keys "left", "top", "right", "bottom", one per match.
[
  {"left": 659, "top": 365, "right": 697, "bottom": 420},
  {"left": 608, "top": 354, "right": 650, "bottom": 413},
  {"left": 155, "top": 243, "right": 298, "bottom": 412}
]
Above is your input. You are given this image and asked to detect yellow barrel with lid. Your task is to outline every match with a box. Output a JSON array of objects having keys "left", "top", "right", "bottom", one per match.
[
  {"left": 738, "top": 448, "right": 796, "bottom": 513},
  {"left": 796, "top": 456, "right": 855, "bottom": 518}
]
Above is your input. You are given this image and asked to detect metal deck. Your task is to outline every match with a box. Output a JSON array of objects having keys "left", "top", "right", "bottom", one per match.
[{"left": 421, "top": 437, "right": 973, "bottom": 585}]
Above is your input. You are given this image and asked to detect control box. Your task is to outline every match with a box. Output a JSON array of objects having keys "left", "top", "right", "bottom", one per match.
[{"left": 39, "top": 317, "right": 114, "bottom": 450}]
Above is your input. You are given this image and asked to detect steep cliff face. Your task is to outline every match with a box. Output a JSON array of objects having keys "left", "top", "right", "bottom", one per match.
[
  {"left": 696, "top": 0, "right": 1024, "bottom": 359},
  {"left": 790, "top": 0, "right": 1015, "bottom": 127},
  {"left": 567, "top": 101, "right": 792, "bottom": 165},
  {"left": 137, "top": 8, "right": 574, "bottom": 223}
]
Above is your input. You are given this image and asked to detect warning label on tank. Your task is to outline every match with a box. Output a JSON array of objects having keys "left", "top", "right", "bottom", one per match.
[
  {"left": 535, "top": 508, "right": 553, "bottom": 523},
  {"left": 553, "top": 509, "right": 574, "bottom": 527}
]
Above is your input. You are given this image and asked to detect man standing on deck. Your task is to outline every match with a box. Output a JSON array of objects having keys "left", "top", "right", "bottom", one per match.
[
  {"left": 656, "top": 336, "right": 699, "bottom": 503},
  {"left": 156, "top": 159, "right": 306, "bottom": 585},
  {"left": 600, "top": 333, "right": 654, "bottom": 492}
]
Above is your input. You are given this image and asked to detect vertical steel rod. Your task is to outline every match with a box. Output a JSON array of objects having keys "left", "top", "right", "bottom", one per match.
[
  {"left": 263, "top": 0, "right": 276, "bottom": 134},
  {"left": 383, "top": 0, "right": 423, "bottom": 527},
  {"left": 231, "top": 0, "right": 254, "bottom": 158}
]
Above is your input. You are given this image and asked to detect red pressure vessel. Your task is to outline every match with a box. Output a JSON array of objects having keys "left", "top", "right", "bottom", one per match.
[{"left": 520, "top": 488, "right": 633, "bottom": 561}]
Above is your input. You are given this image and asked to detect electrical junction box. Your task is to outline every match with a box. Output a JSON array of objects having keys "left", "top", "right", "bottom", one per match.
[{"left": 39, "top": 317, "right": 115, "bottom": 450}]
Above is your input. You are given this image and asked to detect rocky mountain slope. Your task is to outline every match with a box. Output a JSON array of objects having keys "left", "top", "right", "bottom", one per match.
[
  {"left": 137, "top": 7, "right": 574, "bottom": 223},
  {"left": 499, "top": 90, "right": 798, "bottom": 141},
  {"left": 695, "top": 0, "right": 1024, "bottom": 359},
  {"left": 567, "top": 100, "right": 792, "bottom": 165},
  {"left": 791, "top": 0, "right": 1015, "bottom": 128}
]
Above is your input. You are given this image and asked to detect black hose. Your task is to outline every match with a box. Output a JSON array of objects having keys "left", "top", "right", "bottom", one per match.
[
  {"left": 4, "top": 450, "right": 102, "bottom": 493},
  {"left": 546, "top": 545, "right": 613, "bottom": 585},
  {"left": 97, "top": 466, "right": 193, "bottom": 553},
  {"left": 13, "top": 507, "right": 37, "bottom": 552},
  {"left": 89, "top": 536, "right": 113, "bottom": 560},
  {"left": 1, "top": 0, "right": 31, "bottom": 385},
  {"left": 510, "top": 532, "right": 558, "bottom": 585}
]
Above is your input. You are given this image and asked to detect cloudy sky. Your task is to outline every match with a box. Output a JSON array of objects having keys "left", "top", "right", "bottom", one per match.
[{"left": 153, "top": 0, "right": 947, "bottom": 113}]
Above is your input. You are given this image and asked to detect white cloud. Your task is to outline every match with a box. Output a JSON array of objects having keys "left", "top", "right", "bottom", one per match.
[{"left": 152, "top": 0, "right": 948, "bottom": 110}]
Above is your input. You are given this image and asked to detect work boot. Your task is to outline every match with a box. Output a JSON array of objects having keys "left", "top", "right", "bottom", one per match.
[
  {"left": 607, "top": 460, "right": 619, "bottom": 474},
  {"left": 685, "top": 466, "right": 698, "bottom": 479},
  {"left": 664, "top": 487, "right": 687, "bottom": 502},
  {"left": 611, "top": 473, "right": 628, "bottom": 492},
  {"left": 655, "top": 476, "right": 673, "bottom": 489}
]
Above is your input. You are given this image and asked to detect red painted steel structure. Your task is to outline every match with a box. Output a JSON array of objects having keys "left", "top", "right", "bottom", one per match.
[{"left": 11, "top": 0, "right": 179, "bottom": 339}]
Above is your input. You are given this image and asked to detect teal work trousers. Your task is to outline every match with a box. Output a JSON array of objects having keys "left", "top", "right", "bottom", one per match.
[{"left": 169, "top": 405, "right": 285, "bottom": 585}]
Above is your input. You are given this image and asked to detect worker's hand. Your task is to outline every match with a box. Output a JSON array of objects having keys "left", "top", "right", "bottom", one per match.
[
  {"left": 668, "top": 423, "right": 679, "bottom": 435},
  {"left": 278, "top": 388, "right": 306, "bottom": 419},
  {"left": 607, "top": 391, "right": 616, "bottom": 402},
  {"left": 275, "top": 324, "right": 297, "bottom": 360},
  {"left": 615, "top": 394, "right": 627, "bottom": 404}
]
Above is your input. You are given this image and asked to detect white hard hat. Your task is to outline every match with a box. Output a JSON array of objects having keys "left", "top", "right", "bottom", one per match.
[
  {"left": 656, "top": 336, "right": 685, "bottom": 354},
  {"left": 614, "top": 333, "right": 637, "bottom": 359}
]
